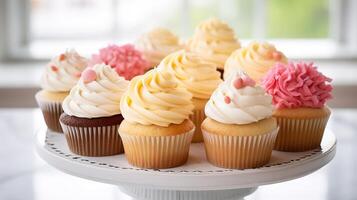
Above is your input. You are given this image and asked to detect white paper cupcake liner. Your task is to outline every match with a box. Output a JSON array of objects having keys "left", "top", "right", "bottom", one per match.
[
  {"left": 35, "top": 94, "right": 63, "bottom": 133},
  {"left": 119, "top": 129, "right": 194, "bottom": 169},
  {"left": 202, "top": 128, "right": 278, "bottom": 169},
  {"left": 61, "top": 123, "right": 123, "bottom": 156}
]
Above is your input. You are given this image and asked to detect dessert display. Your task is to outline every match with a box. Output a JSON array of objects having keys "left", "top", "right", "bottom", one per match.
[
  {"left": 157, "top": 50, "right": 222, "bottom": 142},
  {"left": 60, "top": 64, "right": 129, "bottom": 156},
  {"left": 202, "top": 71, "right": 278, "bottom": 169},
  {"left": 119, "top": 68, "right": 195, "bottom": 169},
  {"left": 35, "top": 49, "right": 88, "bottom": 132},
  {"left": 187, "top": 18, "right": 241, "bottom": 72},
  {"left": 89, "top": 44, "right": 150, "bottom": 80},
  {"left": 262, "top": 62, "right": 333, "bottom": 152},
  {"left": 224, "top": 41, "right": 287, "bottom": 83},
  {"left": 135, "top": 28, "right": 183, "bottom": 68}
]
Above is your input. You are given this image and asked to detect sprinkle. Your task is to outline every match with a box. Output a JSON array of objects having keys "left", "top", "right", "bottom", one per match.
[
  {"left": 74, "top": 72, "right": 81, "bottom": 78},
  {"left": 82, "top": 69, "right": 97, "bottom": 83},
  {"left": 224, "top": 96, "right": 231, "bottom": 104},
  {"left": 272, "top": 51, "right": 282, "bottom": 60},
  {"left": 242, "top": 76, "right": 256, "bottom": 87},
  {"left": 59, "top": 54, "right": 66, "bottom": 61},
  {"left": 233, "top": 77, "right": 244, "bottom": 89},
  {"left": 51, "top": 65, "right": 58, "bottom": 72}
]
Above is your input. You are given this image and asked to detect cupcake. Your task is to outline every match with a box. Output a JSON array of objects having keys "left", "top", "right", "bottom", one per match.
[
  {"left": 262, "top": 62, "right": 333, "bottom": 152},
  {"left": 60, "top": 64, "right": 129, "bottom": 156},
  {"left": 119, "top": 68, "right": 195, "bottom": 169},
  {"left": 187, "top": 18, "right": 241, "bottom": 72},
  {"left": 89, "top": 44, "right": 150, "bottom": 80},
  {"left": 223, "top": 41, "right": 287, "bottom": 83},
  {"left": 202, "top": 71, "right": 278, "bottom": 169},
  {"left": 35, "top": 49, "right": 88, "bottom": 132},
  {"left": 135, "top": 28, "right": 183, "bottom": 68},
  {"left": 157, "top": 50, "right": 222, "bottom": 142}
]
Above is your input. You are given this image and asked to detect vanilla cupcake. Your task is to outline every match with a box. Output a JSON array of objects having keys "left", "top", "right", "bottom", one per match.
[
  {"left": 157, "top": 50, "right": 222, "bottom": 142},
  {"left": 135, "top": 28, "right": 183, "bottom": 68},
  {"left": 223, "top": 41, "right": 287, "bottom": 83},
  {"left": 187, "top": 18, "right": 241, "bottom": 72},
  {"left": 35, "top": 49, "right": 88, "bottom": 132},
  {"left": 262, "top": 62, "right": 333, "bottom": 152},
  {"left": 202, "top": 71, "right": 278, "bottom": 169},
  {"left": 119, "top": 68, "right": 195, "bottom": 169},
  {"left": 60, "top": 64, "right": 129, "bottom": 156}
]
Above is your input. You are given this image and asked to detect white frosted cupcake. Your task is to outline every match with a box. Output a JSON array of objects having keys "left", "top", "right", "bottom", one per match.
[
  {"left": 202, "top": 71, "right": 278, "bottom": 169},
  {"left": 60, "top": 64, "right": 129, "bottom": 156},
  {"left": 35, "top": 49, "right": 88, "bottom": 132},
  {"left": 135, "top": 28, "right": 183, "bottom": 68}
]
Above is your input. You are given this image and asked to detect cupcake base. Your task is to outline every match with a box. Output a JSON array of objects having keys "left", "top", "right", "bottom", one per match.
[
  {"left": 119, "top": 119, "right": 194, "bottom": 169},
  {"left": 60, "top": 113, "right": 124, "bottom": 157},
  {"left": 201, "top": 117, "right": 278, "bottom": 169},
  {"left": 273, "top": 106, "right": 331, "bottom": 152}
]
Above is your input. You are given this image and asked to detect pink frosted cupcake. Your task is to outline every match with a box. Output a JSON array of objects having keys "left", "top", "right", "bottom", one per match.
[
  {"left": 89, "top": 44, "right": 150, "bottom": 80},
  {"left": 262, "top": 62, "right": 333, "bottom": 152}
]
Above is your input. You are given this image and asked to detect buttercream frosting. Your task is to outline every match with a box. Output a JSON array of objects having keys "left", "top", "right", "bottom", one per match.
[
  {"left": 41, "top": 49, "right": 88, "bottom": 92},
  {"left": 62, "top": 64, "right": 129, "bottom": 118},
  {"left": 187, "top": 18, "right": 241, "bottom": 69},
  {"left": 223, "top": 41, "right": 287, "bottom": 82},
  {"left": 157, "top": 50, "right": 222, "bottom": 99},
  {"left": 135, "top": 28, "right": 182, "bottom": 66},
  {"left": 120, "top": 68, "right": 194, "bottom": 127},
  {"left": 262, "top": 62, "right": 333, "bottom": 109},
  {"left": 205, "top": 71, "right": 274, "bottom": 125}
]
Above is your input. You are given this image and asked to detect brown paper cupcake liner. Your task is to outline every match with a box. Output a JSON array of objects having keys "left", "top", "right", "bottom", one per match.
[
  {"left": 189, "top": 109, "right": 206, "bottom": 143},
  {"left": 35, "top": 96, "right": 63, "bottom": 133},
  {"left": 61, "top": 123, "right": 123, "bottom": 157},
  {"left": 119, "top": 129, "right": 194, "bottom": 169},
  {"left": 274, "top": 116, "right": 330, "bottom": 152},
  {"left": 202, "top": 128, "right": 278, "bottom": 169}
]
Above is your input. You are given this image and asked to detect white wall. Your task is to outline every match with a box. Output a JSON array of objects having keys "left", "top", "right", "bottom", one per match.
[{"left": 0, "top": 0, "right": 6, "bottom": 61}]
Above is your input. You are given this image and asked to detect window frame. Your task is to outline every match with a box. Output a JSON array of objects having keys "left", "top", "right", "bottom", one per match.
[{"left": 1, "top": 0, "right": 357, "bottom": 62}]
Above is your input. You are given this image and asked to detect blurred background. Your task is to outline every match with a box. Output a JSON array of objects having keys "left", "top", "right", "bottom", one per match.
[{"left": 0, "top": 0, "right": 356, "bottom": 200}]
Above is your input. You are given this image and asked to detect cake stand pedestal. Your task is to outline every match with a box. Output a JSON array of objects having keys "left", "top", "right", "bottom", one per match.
[{"left": 36, "top": 129, "right": 336, "bottom": 200}]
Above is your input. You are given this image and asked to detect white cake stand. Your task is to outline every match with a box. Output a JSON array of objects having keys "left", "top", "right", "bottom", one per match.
[{"left": 36, "top": 128, "right": 336, "bottom": 200}]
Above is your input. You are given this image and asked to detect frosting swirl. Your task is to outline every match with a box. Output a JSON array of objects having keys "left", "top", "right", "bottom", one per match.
[
  {"left": 262, "top": 62, "right": 333, "bottom": 109},
  {"left": 62, "top": 64, "right": 129, "bottom": 118},
  {"left": 157, "top": 50, "right": 222, "bottom": 99},
  {"left": 135, "top": 28, "right": 183, "bottom": 66},
  {"left": 120, "top": 68, "right": 194, "bottom": 127},
  {"left": 205, "top": 71, "right": 274, "bottom": 125},
  {"left": 187, "top": 18, "right": 241, "bottom": 69},
  {"left": 41, "top": 49, "right": 88, "bottom": 92},
  {"left": 223, "top": 41, "right": 287, "bottom": 83}
]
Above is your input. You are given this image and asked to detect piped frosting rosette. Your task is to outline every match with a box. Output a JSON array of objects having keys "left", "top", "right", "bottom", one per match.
[
  {"left": 205, "top": 70, "right": 274, "bottom": 125},
  {"left": 120, "top": 68, "right": 194, "bottom": 127},
  {"left": 62, "top": 64, "right": 129, "bottom": 118},
  {"left": 157, "top": 50, "right": 222, "bottom": 99},
  {"left": 41, "top": 49, "right": 88, "bottom": 92},
  {"left": 188, "top": 18, "right": 241, "bottom": 69},
  {"left": 136, "top": 28, "right": 183, "bottom": 66},
  {"left": 223, "top": 41, "right": 287, "bottom": 82}
]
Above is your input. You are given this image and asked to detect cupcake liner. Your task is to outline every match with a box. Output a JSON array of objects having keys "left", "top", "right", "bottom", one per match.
[
  {"left": 190, "top": 109, "right": 206, "bottom": 143},
  {"left": 274, "top": 116, "right": 330, "bottom": 152},
  {"left": 202, "top": 128, "right": 278, "bottom": 169},
  {"left": 60, "top": 123, "right": 123, "bottom": 156},
  {"left": 35, "top": 95, "right": 63, "bottom": 133},
  {"left": 119, "top": 129, "right": 194, "bottom": 169}
]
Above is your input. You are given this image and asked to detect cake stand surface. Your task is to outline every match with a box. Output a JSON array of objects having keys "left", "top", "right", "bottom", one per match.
[{"left": 36, "top": 128, "right": 336, "bottom": 200}]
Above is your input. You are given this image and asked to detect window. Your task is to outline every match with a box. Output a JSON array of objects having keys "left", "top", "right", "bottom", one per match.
[{"left": 2, "top": 0, "right": 357, "bottom": 61}]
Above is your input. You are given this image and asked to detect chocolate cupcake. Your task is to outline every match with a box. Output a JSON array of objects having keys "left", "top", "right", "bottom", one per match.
[{"left": 60, "top": 64, "right": 129, "bottom": 156}]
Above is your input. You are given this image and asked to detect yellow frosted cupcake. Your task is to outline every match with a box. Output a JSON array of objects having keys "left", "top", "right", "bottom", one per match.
[
  {"left": 223, "top": 41, "right": 287, "bottom": 83},
  {"left": 157, "top": 50, "right": 222, "bottom": 142},
  {"left": 135, "top": 28, "right": 183, "bottom": 68},
  {"left": 35, "top": 49, "right": 88, "bottom": 132},
  {"left": 119, "top": 68, "right": 195, "bottom": 169},
  {"left": 187, "top": 18, "right": 241, "bottom": 72},
  {"left": 262, "top": 62, "right": 333, "bottom": 152},
  {"left": 202, "top": 71, "right": 278, "bottom": 169}
]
